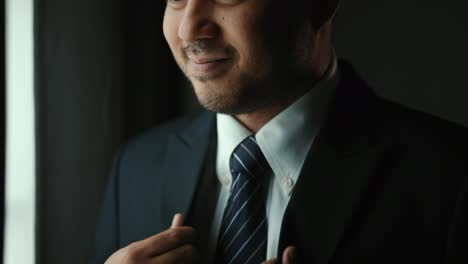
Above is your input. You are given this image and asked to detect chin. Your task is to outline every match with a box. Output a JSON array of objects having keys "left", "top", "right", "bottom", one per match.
[
  {"left": 189, "top": 68, "right": 275, "bottom": 114},
  {"left": 194, "top": 85, "right": 267, "bottom": 115},
  {"left": 193, "top": 84, "right": 233, "bottom": 112}
]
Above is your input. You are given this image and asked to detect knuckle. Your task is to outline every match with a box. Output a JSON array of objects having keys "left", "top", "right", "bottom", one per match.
[
  {"left": 125, "top": 242, "right": 141, "bottom": 257},
  {"left": 125, "top": 254, "right": 139, "bottom": 264},
  {"left": 168, "top": 228, "right": 183, "bottom": 242}
]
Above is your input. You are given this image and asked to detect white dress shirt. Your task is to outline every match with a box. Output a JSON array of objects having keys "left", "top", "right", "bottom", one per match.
[{"left": 206, "top": 59, "right": 340, "bottom": 262}]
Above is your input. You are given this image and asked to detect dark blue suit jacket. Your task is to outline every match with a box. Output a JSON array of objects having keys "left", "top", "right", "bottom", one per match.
[{"left": 91, "top": 61, "right": 468, "bottom": 264}]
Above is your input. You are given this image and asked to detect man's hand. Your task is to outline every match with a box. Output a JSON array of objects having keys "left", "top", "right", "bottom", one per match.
[
  {"left": 262, "top": 246, "right": 300, "bottom": 264},
  {"left": 104, "top": 214, "right": 200, "bottom": 264}
]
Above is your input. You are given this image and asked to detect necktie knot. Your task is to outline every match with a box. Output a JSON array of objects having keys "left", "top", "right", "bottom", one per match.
[{"left": 230, "top": 135, "right": 270, "bottom": 184}]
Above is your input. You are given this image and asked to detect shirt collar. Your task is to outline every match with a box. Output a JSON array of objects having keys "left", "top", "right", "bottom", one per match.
[
  {"left": 216, "top": 114, "right": 252, "bottom": 186},
  {"left": 216, "top": 56, "right": 340, "bottom": 190}
]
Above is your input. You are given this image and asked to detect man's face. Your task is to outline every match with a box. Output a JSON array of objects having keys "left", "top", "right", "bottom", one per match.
[{"left": 163, "top": 0, "right": 314, "bottom": 114}]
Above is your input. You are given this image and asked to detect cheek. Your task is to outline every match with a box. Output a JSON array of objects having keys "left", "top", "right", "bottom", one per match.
[
  {"left": 221, "top": 5, "right": 271, "bottom": 69},
  {"left": 222, "top": 19, "right": 259, "bottom": 65},
  {"left": 232, "top": 22, "right": 272, "bottom": 77},
  {"left": 163, "top": 12, "right": 180, "bottom": 56}
]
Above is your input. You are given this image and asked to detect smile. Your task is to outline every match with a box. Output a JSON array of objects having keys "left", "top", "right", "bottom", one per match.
[{"left": 189, "top": 58, "right": 233, "bottom": 76}]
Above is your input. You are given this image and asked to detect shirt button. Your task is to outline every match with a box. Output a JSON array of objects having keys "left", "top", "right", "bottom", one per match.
[{"left": 284, "top": 177, "right": 294, "bottom": 188}]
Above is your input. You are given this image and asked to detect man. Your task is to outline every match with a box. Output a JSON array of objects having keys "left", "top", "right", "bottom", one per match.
[{"left": 92, "top": 0, "right": 468, "bottom": 263}]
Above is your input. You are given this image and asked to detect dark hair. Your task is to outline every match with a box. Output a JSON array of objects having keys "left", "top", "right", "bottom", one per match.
[{"left": 271, "top": 0, "right": 340, "bottom": 30}]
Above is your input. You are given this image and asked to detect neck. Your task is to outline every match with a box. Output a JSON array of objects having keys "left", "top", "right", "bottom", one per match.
[
  {"left": 235, "top": 96, "right": 300, "bottom": 132},
  {"left": 235, "top": 45, "right": 335, "bottom": 133}
]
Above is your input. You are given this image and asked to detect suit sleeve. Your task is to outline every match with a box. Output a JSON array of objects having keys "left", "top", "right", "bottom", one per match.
[{"left": 89, "top": 148, "right": 123, "bottom": 264}]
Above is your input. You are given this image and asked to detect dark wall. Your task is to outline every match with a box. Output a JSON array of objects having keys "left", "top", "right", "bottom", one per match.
[
  {"left": 334, "top": 0, "right": 468, "bottom": 127},
  {"left": 34, "top": 0, "right": 468, "bottom": 264}
]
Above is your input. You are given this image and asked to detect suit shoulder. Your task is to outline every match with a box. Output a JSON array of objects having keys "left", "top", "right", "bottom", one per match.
[
  {"left": 376, "top": 97, "right": 468, "bottom": 145},
  {"left": 375, "top": 97, "right": 468, "bottom": 189},
  {"left": 121, "top": 111, "right": 214, "bottom": 158},
  {"left": 338, "top": 60, "right": 467, "bottom": 143}
]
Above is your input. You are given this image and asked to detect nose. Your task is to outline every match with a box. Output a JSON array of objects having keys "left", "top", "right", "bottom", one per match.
[{"left": 178, "top": 0, "right": 219, "bottom": 42}]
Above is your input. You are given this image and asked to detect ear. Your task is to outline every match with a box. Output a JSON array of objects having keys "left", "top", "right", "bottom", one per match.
[{"left": 309, "top": 0, "right": 340, "bottom": 30}]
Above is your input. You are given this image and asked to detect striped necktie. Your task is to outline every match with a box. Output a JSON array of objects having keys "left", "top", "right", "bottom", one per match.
[{"left": 215, "top": 135, "right": 271, "bottom": 264}]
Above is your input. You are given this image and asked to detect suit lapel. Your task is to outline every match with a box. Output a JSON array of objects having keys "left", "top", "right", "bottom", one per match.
[
  {"left": 278, "top": 61, "right": 391, "bottom": 263},
  {"left": 159, "top": 112, "right": 216, "bottom": 228}
]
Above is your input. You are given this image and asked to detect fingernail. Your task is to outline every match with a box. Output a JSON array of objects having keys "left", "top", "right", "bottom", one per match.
[
  {"left": 171, "top": 214, "right": 177, "bottom": 228},
  {"left": 171, "top": 213, "right": 183, "bottom": 228}
]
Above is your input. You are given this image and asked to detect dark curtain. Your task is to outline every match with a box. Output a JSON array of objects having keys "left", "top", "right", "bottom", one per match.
[{"left": 35, "top": 0, "right": 186, "bottom": 263}]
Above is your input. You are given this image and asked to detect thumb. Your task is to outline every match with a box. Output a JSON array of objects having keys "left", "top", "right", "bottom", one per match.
[
  {"left": 171, "top": 213, "right": 184, "bottom": 228},
  {"left": 282, "top": 246, "right": 299, "bottom": 264}
]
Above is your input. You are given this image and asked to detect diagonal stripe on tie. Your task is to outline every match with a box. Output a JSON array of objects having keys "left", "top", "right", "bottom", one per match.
[
  {"left": 215, "top": 135, "right": 271, "bottom": 264},
  {"left": 227, "top": 218, "right": 267, "bottom": 264},
  {"left": 240, "top": 143, "right": 260, "bottom": 164},
  {"left": 244, "top": 239, "right": 267, "bottom": 264},
  {"left": 219, "top": 184, "right": 260, "bottom": 241},
  {"left": 219, "top": 177, "right": 252, "bottom": 229},
  {"left": 233, "top": 153, "right": 254, "bottom": 176}
]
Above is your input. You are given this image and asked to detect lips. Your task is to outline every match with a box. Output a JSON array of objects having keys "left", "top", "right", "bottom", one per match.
[
  {"left": 188, "top": 57, "right": 233, "bottom": 75},
  {"left": 191, "top": 57, "right": 230, "bottom": 64}
]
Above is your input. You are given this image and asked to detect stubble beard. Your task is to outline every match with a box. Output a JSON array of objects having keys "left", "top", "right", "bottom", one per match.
[
  {"left": 177, "top": 18, "right": 316, "bottom": 115},
  {"left": 191, "top": 66, "right": 280, "bottom": 115},
  {"left": 171, "top": 39, "right": 280, "bottom": 115},
  {"left": 186, "top": 51, "right": 315, "bottom": 116}
]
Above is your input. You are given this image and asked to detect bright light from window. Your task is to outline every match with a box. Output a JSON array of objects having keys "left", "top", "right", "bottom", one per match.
[{"left": 4, "top": 0, "right": 36, "bottom": 263}]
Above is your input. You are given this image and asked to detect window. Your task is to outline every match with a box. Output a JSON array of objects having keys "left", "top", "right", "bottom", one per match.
[{"left": 4, "top": 0, "right": 36, "bottom": 263}]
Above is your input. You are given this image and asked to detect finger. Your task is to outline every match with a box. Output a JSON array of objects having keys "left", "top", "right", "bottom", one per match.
[
  {"left": 171, "top": 213, "right": 184, "bottom": 228},
  {"left": 152, "top": 244, "right": 200, "bottom": 264},
  {"left": 282, "top": 246, "right": 298, "bottom": 264},
  {"left": 261, "top": 258, "right": 278, "bottom": 264},
  {"left": 140, "top": 226, "right": 197, "bottom": 256}
]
